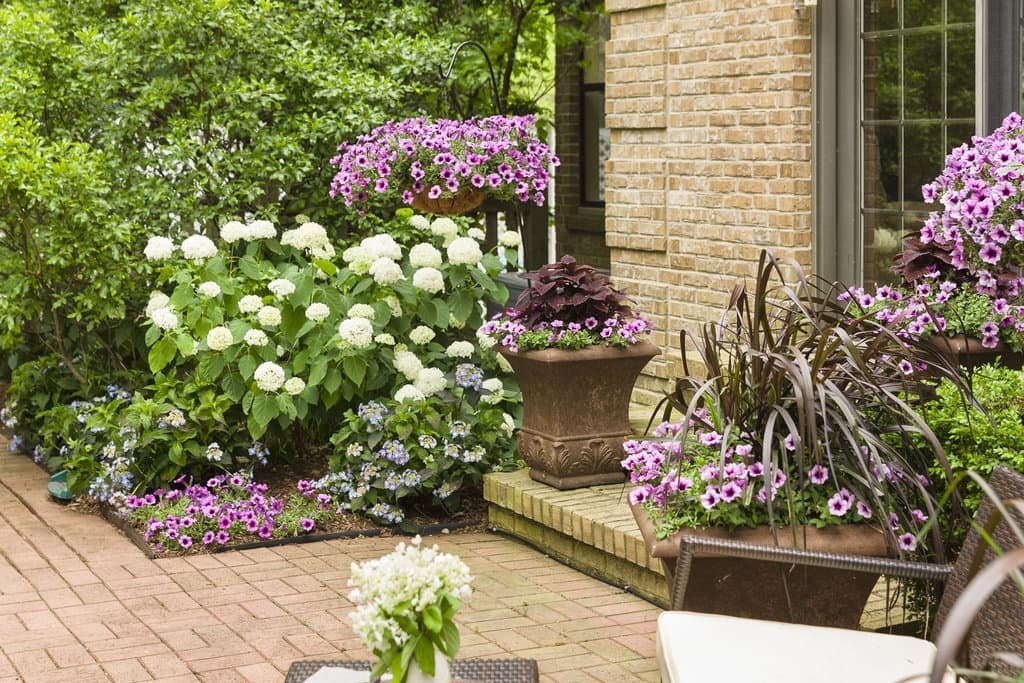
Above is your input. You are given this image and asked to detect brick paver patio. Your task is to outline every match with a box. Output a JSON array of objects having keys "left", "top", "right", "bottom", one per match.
[{"left": 0, "top": 438, "right": 661, "bottom": 682}]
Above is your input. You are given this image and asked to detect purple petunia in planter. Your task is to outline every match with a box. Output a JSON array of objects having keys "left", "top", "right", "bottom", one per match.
[
  {"left": 845, "top": 112, "right": 1024, "bottom": 357},
  {"left": 329, "top": 115, "right": 559, "bottom": 214}
]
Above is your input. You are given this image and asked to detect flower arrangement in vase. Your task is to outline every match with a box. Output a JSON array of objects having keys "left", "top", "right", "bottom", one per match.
[
  {"left": 329, "top": 114, "right": 559, "bottom": 215},
  {"left": 348, "top": 536, "right": 472, "bottom": 683},
  {"left": 845, "top": 112, "right": 1024, "bottom": 364},
  {"left": 479, "top": 255, "right": 658, "bottom": 489}
]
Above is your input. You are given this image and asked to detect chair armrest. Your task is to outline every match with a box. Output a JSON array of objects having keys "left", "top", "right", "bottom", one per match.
[{"left": 671, "top": 534, "right": 952, "bottom": 610}]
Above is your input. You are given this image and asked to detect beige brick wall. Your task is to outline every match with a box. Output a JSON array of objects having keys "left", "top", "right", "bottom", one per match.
[{"left": 604, "top": 0, "right": 814, "bottom": 407}]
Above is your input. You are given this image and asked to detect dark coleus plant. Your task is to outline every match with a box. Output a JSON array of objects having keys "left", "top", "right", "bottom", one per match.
[{"left": 514, "top": 255, "right": 633, "bottom": 327}]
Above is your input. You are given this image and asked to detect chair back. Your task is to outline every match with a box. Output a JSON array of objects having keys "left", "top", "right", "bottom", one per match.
[{"left": 932, "top": 465, "right": 1024, "bottom": 677}]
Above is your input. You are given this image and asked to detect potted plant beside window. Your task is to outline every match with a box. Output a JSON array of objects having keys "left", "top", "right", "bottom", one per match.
[
  {"left": 480, "top": 256, "right": 658, "bottom": 489},
  {"left": 623, "top": 250, "right": 970, "bottom": 626}
]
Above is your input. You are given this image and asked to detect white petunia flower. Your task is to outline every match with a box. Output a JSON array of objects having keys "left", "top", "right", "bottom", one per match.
[
  {"left": 414, "top": 367, "right": 447, "bottom": 397},
  {"left": 253, "top": 362, "right": 286, "bottom": 392},
  {"left": 394, "top": 384, "right": 426, "bottom": 403},
  {"left": 257, "top": 305, "right": 282, "bottom": 327},
  {"left": 146, "top": 292, "right": 171, "bottom": 316},
  {"left": 409, "top": 326, "right": 436, "bottom": 345},
  {"left": 412, "top": 267, "right": 445, "bottom": 294},
  {"left": 305, "top": 302, "right": 331, "bottom": 323},
  {"left": 144, "top": 236, "right": 175, "bottom": 261},
  {"left": 499, "top": 230, "right": 522, "bottom": 248},
  {"left": 369, "top": 258, "right": 405, "bottom": 286},
  {"left": 446, "top": 237, "right": 483, "bottom": 266},
  {"left": 393, "top": 350, "right": 424, "bottom": 381},
  {"left": 445, "top": 340, "right": 475, "bottom": 358},
  {"left": 244, "top": 328, "right": 269, "bottom": 347},
  {"left": 206, "top": 326, "right": 234, "bottom": 351},
  {"left": 197, "top": 281, "right": 221, "bottom": 298},
  {"left": 220, "top": 221, "right": 248, "bottom": 243},
  {"left": 361, "top": 234, "right": 403, "bottom": 261},
  {"left": 150, "top": 307, "right": 179, "bottom": 331},
  {"left": 409, "top": 243, "right": 443, "bottom": 269},
  {"left": 337, "top": 317, "right": 374, "bottom": 348},
  {"left": 347, "top": 303, "right": 376, "bottom": 320},
  {"left": 238, "top": 295, "right": 264, "bottom": 313},
  {"left": 267, "top": 278, "right": 296, "bottom": 298},
  {"left": 180, "top": 234, "right": 218, "bottom": 262},
  {"left": 283, "top": 377, "right": 306, "bottom": 395}
]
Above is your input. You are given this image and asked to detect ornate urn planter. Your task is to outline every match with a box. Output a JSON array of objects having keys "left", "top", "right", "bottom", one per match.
[
  {"left": 498, "top": 341, "right": 658, "bottom": 489},
  {"left": 630, "top": 503, "right": 889, "bottom": 628},
  {"left": 922, "top": 333, "right": 1024, "bottom": 371}
]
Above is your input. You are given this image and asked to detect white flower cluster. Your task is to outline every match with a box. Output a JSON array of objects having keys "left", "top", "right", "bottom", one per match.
[
  {"left": 445, "top": 341, "right": 474, "bottom": 359},
  {"left": 348, "top": 536, "right": 473, "bottom": 655},
  {"left": 144, "top": 236, "right": 175, "bottom": 261},
  {"left": 481, "top": 378, "right": 504, "bottom": 404},
  {"left": 412, "top": 267, "right": 445, "bottom": 294},
  {"left": 369, "top": 257, "right": 404, "bottom": 286},
  {"left": 395, "top": 384, "right": 426, "bottom": 403},
  {"left": 146, "top": 292, "right": 170, "bottom": 316},
  {"left": 253, "top": 361, "right": 286, "bottom": 392},
  {"left": 394, "top": 350, "right": 424, "bottom": 381},
  {"left": 408, "top": 243, "right": 442, "bottom": 269},
  {"left": 338, "top": 317, "right": 374, "bottom": 348},
  {"left": 238, "top": 295, "right": 264, "bottom": 314},
  {"left": 197, "top": 281, "right": 221, "bottom": 298},
  {"left": 408, "top": 214, "right": 431, "bottom": 231},
  {"left": 180, "top": 234, "right": 217, "bottom": 262},
  {"left": 281, "top": 222, "right": 334, "bottom": 259},
  {"left": 446, "top": 237, "right": 482, "bottom": 266},
  {"left": 467, "top": 227, "right": 486, "bottom": 241},
  {"left": 409, "top": 326, "right": 435, "bottom": 345},
  {"left": 257, "top": 305, "right": 282, "bottom": 327},
  {"left": 220, "top": 219, "right": 277, "bottom": 243},
  {"left": 498, "top": 230, "right": 522, "bottom": 248},
  {"left": 206, "top": 326, "right": 234, "bottom": 351},
  {"left": 347, "top": 303, "right": 376, "bottom": 320},
  {"left": 305, "top": 302, "right": 331, "bottom": 323},
  {"left": 284, "top": 377, "right": 306, "bottom": 396},
  {"left": 267, "top": 278, "right": 296, "bottom": 298},
  {"left": 361, "top": 234, "right": 403, "bottom": 261},
  {"left": 430, "top": 217, "right": 460, "bottom": 245},
  {"left": 414, "top": 367, "right": 446, "bottom": 396},
  {"left": 244, "top": 328, "right": 269, "bottom": 347},
  {"left": 149, "top": 306, "right": 179, "bottom": 331},
  {"left": 342, "top": 245, "right": 374, "bottom": 275}
]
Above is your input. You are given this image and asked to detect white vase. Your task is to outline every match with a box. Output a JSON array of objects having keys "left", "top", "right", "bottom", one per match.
[{"left": 405, "top": 649, "right": 451, "bottom": 683}]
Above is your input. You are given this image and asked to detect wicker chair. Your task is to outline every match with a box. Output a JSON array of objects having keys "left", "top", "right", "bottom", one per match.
[{"left": 656, "top": 465, "right": 1024, "bottom": 683}]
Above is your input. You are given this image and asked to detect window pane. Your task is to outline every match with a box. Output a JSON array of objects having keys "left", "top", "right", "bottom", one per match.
[
  {"left": 863, "top": 124, "right": 900, "bottom": 208},
  {"left": 947, "top": 27, "right": 976, "bottom": 118},
  {"left": 864, "top": 0, "right": 899, "bottom": 31},
  {"left": 904, "top": 0, "right": 942, "bottom": 28},
  {"left": 947, "top": 0, "right": 974, "bottom": 24},
  {"left": 904, "top": 123, "right": 944, "bottom": 203},
  {"left": 864, "top": 35, "right": 901, "bottom": 120},
  {"left": 863, "top": 211, "right": 905, "bottom": 285},
  {"left": 903, "top": 31, "right": 944, "bottom": 118}
]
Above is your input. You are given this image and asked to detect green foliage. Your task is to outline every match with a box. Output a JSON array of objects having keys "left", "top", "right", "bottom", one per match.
[{"left": 923, "top": 364, "right": 1024, "bottom": 512}]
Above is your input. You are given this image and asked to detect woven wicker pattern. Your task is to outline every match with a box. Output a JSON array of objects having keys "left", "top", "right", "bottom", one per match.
[
  {"left": 285, "top": 658, "right": 539, "bottom": 683},
  {"left": 669, "top": 465, "right": 1024, "bottom": 680}
]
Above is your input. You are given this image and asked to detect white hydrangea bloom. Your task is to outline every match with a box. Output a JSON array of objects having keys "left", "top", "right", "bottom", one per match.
[
  {"left": 394, "top": 384, "right": 426, "bottom": 403},
  {"left": 281, "top": 222, "right": 330, "bottom": 251},
  {"left": 244, "top": 328, "right": 269, "bottom": 347},
  {"left": 144, "top": 236, "right": 175, "bottom": 261},
  {"left": 338, "top": 317, "right": 374, "bottom": 348},
  {"left": 481, "top": 378, "right": 504, "bottom": 404},
  {"left": 347, "top": 303, "right": 376, "bottom": 320},
  {"left": 305, "top": 302, "right": 331, "bottom": 323},
  {"left": 220, "top": 221, "right": 248, "bottom": 243},
  {"left": 408, "top": 243, "right": 443, "bottom": 268},
  {"left": 311, "top": 242, "right": 336, "bottom": 260},
  {"left": 257, "top": 305, "right": 282, "bottom": 327},
  {"left": 414, "top": 367, "right": 447, "bottom": 397},
  {"left": 238, "top": 295, "right": 264, "bottom": 313},
  {"left": 446, "top": 237, "right": 483, "bottom": 266},
  {"left": 149, "top": 307, "right": 179, "bottom": 331},
  {"left": 146, "top": 292, "right": 171, "bottom": 316},
  {"left": 412, "top": 267, "right": 445, "bottom": 294},
  {"left": 206, "top": 326, "right": 234, "bottom": 351},
  {"left": 267, "top": 278, "right": 296, "bottom": 298},
  {"left": 408, "top": 214, "right": 431, "bottom": 231},
  {"left": 445, "top": 340, "right": 475, "bottom": 358},
  {"left": 495, "top": 353, "right": 513, "bottom": 373},
  {"left": 499, "top": 230, "right": 522, "bottom": 248},
  {"left": 393, "top": 350, "right": 424, "bottom": 381},
  {"left": 283, "top": 377, "right": 306, "bottom": 396},
  {"left": 501, "top": 412, "right": 516, "bottom": 437},
  {"left": 246, "top": 219, "right": 277, "bottom": 240},
  {"left": 374, "top": 333, "right": 396, "bottom": 346},
  {"left": 475, "top": 327, "right": 497, "bottom": 350},
  {"left": 180, "top": 234, "right": 218, "bottom": 262},
  {"left": 361, "top": 234, "right": 403, "bottom": 261},
  {"left": 430, "top": 217, "right": 460, "bottom": 242},
  {"left": 197, "top": 281, "right": 221, "bottom": 298},
  {"left": 342, "top": 245, "right": 374, "bottom": 275},
  {"left": 409, "top": 325, "right": 435, "bottom": 345},
  {"left": 467, "top": 227, "right": 486, "bottom": 241},
  {"left": 369, "top": 257, "right": 405, "bottom": 286},
  {"left": 253, "top": 362, "right": 286, "bottom": 392},
  {"left": 384, "top": 295, "right": 403, "bottom": 317}
]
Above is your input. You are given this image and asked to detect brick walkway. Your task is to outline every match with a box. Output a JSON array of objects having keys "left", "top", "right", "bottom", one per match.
[{"left": 0, "top": 442, "right": 661, "bottom": 682}]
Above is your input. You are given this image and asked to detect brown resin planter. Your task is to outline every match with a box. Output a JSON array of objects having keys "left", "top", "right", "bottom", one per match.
[
  {"left": 923, "top": 334, "right": 1024, "bottom": 370},
  {"left": 630, "top": 503, "right": 890, "bottom": 628},
  {"left": 498, "top": 341, "right": 658, "bottom": 489}
]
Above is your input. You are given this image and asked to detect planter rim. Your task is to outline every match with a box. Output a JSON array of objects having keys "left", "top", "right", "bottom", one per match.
[
  {"left": 629, "top": 502, "right": 890, "bottom": 559},
  {"left": 497, "top": 340, "right": 660, "bottom": 362}
]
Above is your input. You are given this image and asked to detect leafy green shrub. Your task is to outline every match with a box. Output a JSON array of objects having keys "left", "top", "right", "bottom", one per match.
[{"left": 923, "top": 363, "right": 1024, "bottom": 512}]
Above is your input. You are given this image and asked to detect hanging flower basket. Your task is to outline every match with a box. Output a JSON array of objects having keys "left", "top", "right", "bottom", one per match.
[{"left": 410, "top": 188, "right": 486, "bottom": 216}]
